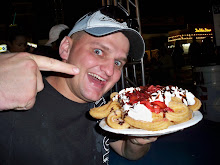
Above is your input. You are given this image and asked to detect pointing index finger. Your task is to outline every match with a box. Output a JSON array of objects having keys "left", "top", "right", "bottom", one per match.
[{"left": 29, "top": 55, "right": 79, "bottom": 75}]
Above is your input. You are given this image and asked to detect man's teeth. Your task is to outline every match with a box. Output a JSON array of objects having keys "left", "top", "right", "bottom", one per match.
[{"left": 88, "top": 73, "right": 106, "bottom": 81}]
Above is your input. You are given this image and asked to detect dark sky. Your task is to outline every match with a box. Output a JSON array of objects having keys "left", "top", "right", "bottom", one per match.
[
  {"left": 0, "top": 0, "right": 214, "bottom": 41},
  {"left": 1, "top": 0, "right": 212, "bottom": 26},
  {"left": 138, "top": 0, "right": 212, "bottom": 23},
  {"left": 63, "top": 0, "right": 212, "bottom": 25}
]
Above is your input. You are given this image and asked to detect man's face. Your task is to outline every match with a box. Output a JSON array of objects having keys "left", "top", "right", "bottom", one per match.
[{"left": 65, "top": 32, "right": 129, "bottom": 103}]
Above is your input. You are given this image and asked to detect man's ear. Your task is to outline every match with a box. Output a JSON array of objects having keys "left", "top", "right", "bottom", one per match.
[{"left": 59, "top": 36, "right": 72, "bottom": 60}]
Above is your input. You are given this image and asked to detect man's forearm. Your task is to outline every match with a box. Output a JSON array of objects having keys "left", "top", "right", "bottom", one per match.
[{"left": 122, "top": 139, "right": 151, "bottom": 160}]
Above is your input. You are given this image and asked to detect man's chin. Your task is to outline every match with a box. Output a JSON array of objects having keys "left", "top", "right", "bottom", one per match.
[
  {"left": 82, "top": 91, "right": 103, "bottom": 103},
  {"left": 88, "top": 95, "right": 103, "bottom": 102}
]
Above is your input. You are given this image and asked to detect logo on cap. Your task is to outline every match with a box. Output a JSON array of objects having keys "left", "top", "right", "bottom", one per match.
[{"left": 99, "top": 16, "right": 128, "bottom": 28}]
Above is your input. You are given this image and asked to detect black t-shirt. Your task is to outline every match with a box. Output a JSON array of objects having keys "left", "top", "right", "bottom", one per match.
[{"left": 0, "top": 79, "right": 111, "bottom": 165}]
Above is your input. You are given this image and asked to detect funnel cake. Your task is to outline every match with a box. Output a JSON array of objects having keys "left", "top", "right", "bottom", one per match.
[{"left": 89, "top": 85, "right": 202, "bottom": 131}]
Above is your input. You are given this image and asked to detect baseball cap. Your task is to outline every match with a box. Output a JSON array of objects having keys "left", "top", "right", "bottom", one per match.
[
  {"left": 68, "top": 6, "right": 145, "bottom": 61},
  {"left": 45, "top": 24, "right": 69, "bottom": 46}
]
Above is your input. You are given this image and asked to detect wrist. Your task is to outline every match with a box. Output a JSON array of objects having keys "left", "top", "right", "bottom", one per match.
[{"left": 130, "top": 138, "right": 151, "bottom": 146}]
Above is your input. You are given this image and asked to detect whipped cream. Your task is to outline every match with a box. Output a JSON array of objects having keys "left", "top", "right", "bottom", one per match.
[
  {"left": 113, "top": 87, "right": 153, "bottom": 122},
  {"left": 149, "top": 86, "right": 195, "bottom": 106},
  {"left": 113, "top": 85, "right": 196, "bottom": 122},
  {"left": 123, "top": 103, "right": 153, "bottom": 122},
  {"left": 112, "top": 87, "right": 139, "bottom": 102}
]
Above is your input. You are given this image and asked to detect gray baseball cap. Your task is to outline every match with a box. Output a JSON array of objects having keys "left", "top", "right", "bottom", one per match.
[{"left": 68, "top": 7, "right": 145, "bottom": 61}]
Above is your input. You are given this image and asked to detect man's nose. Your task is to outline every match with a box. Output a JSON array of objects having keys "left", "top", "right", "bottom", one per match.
[{"left": 100, "top": 59, "right": 114, "bottom": 77}]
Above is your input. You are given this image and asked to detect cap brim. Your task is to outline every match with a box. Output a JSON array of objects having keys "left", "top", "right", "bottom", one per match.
[{"left": 85, "top": 27, "right": 144, "bottom": 61}]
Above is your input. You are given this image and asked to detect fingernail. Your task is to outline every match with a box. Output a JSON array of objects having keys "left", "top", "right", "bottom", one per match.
[{"left": 73, "top": 67, "right": 79, "bottom": 74}]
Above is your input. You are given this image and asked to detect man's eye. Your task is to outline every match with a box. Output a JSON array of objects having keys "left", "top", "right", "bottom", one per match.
[
  {"left": 94, "top": 49, "right": 103, "bottom": 55},
  {"left": 115, "top": 60, "right": 122, "bottom": 67}
]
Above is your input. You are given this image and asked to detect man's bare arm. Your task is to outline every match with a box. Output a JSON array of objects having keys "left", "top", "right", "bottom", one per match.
[{"left": 110, "top": 137, "right": 157, "bottom": 160}]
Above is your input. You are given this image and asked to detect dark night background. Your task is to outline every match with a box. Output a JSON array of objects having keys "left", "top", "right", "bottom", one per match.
[{"left": 0, "top": 0, "right": 214, "bottom": 42}]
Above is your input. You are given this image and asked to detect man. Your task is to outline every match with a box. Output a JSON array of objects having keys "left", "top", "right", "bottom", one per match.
[{"left": 0, "top": 6, "right": 157, "bottom": 164}]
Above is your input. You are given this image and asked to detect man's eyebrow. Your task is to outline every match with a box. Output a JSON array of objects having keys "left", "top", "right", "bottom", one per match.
[
  {"left": 91, "top": 42, "right": 110, "bottom": 52},
  {"left": 118, "top": 57, "right": 127, "bottom": 63}
]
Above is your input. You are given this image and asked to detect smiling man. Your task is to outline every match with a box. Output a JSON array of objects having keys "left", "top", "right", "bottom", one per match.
[
  {"left": 0, "top": 6, "right": 157, "bottom": 165},
  {"left": 52, "top": 31, "right": 129, "bottom": 103}
]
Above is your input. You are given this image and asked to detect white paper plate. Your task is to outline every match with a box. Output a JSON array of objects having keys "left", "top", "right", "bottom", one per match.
[{"left": 99, "top": 111, "right": 203, "bottom": 136}]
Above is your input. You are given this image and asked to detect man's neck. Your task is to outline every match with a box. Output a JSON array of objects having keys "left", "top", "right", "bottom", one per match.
[{"left": 46, "top": 76, "right": 86, "bottom": 103}]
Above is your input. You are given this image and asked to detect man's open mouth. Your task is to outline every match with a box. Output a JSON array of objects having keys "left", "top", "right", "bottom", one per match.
[{"left": 88, "top": 73, "right": 106, "bottom": 82}]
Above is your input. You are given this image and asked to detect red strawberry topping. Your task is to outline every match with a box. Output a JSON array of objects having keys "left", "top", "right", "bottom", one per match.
[{"left": 124, "top": 85, "right": 174, "bottom": 114}]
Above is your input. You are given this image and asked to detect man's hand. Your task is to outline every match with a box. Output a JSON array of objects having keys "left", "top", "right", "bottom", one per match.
[
  {"left": 0, "top": 52, "right": 79, "bottom": 111},
  {"left": 123, "top": 136, "right": 157, "bottom": 160},
  {"left": 110, "top": 136, "right": 158, "bottom": 160}
]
